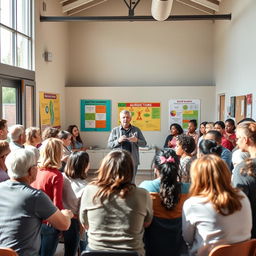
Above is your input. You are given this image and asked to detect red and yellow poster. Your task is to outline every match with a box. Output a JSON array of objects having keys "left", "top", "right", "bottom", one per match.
[
  {"left": 39, "top": 92, "right": 60, "bottom": 130},
  {"left": 118, "top": 102, "right": 161, "bottom": 131}
]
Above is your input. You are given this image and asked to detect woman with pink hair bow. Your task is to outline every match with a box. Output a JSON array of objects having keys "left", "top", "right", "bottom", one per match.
[{"left": 139, "top": 148, "right": 190, "bottom": 256}]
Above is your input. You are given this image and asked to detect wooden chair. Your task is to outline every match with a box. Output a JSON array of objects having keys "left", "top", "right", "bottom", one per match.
[
  {"left": 81, "top": 250, "right": 138, "bottom": 256},
  {"left": 209, "top": 239, "right": 256, "bottom": 256},
  {"left": 0, "top": 247, "right": 18, "bottom": 256}
]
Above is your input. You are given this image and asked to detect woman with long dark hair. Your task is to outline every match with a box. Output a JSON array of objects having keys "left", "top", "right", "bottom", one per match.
[{"left": 140, "top": 148, "right": 190, "bottom": 256}]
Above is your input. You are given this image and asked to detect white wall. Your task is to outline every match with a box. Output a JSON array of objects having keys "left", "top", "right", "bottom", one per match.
[
  {"left": 67, "top": 0, "right": 214, "bottom": 87},
  {"left": 214, "top": 0, "right": 256, "bottom": 120},
  {"left": 35, "top": 0, "right": 68, "bottom": 127},
  {"left": 65, "top": 86, "right": 215, "bottom": 148}
]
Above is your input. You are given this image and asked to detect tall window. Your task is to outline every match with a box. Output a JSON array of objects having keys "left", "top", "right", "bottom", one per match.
[{"left": 0, "top": 0, "right": 33, "bottom": 70}]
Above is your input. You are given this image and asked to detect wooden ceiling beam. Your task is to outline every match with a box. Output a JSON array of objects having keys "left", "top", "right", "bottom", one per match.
[
  {"left": 190, "top": 0, "right": 219, "bottom": 11},
  {"left": 67, "top": 0, "right": 107, "bottom": 15},
  {"left": 177, "top": 0, "right": 215, "bottom": 14}
]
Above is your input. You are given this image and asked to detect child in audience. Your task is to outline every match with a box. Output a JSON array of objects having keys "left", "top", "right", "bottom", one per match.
[
  {"left": 182, "top": 155, "right": 252, "bottom": 256},
  {"left": 67, "top": 125, "right": 86, "bottom": 151},
  {"left": 62, "top": 151, "right": 90, "bottom": 256},
  {"left": 225, "top": 118, "right": 237, "bottom": 149},
  {"left": 176, "top": 134, "right": 196, "bottom": 182},
  {"left": 140, "top": 148, "right": 190, "bottom": 256},
  {"left": 31, "top": 138, "right": 64, "bottom": 256},
  {"left": 163, "top": 123, "right": 183, "bottom": 149},
  {"left": 214, "top": 121, "right": 233, "bottom": 151},
  {"left": 79, "top": 150, "right": 153, "bottom": 256},
  {"left": 232, "top": 121, "right": 256, "bottom": 238}
]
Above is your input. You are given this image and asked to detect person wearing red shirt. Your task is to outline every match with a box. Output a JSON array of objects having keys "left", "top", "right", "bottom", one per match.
[
  {"left": 31, "top": 137, "right": 65, "bottom": 256},
  {"left": 225, "top": 118, "right": 237, "bottom": 149},
  {"left": 214, "top": 121, "right": 233, "bottom": 151}
]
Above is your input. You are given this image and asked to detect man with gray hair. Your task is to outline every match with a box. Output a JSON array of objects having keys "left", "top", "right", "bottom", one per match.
[
  {"left": 8, "top": 124, "right": 26, "bottom": 151},
  {"left": 108, "top": 110, "right": 147, "bottom": 180},
  {"left": 0, "top": 148, "right": 73, "bottom": 256}
]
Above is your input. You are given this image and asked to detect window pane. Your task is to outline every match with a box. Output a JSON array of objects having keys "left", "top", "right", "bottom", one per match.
[
  {"left": 17, "top": 0, "right": 30, "bottom": 35},
  {"left": 2, "top": 87, "right": 17, "bottom": 126},
  {"left": 0, "top": 27, "right": 13, "bottom": 65},
  {"left": 25, "top": 85, "right": 33, "bottom": 127},
  {"left": 0, "top": 0, "right": 13, "bottom": 28},
  {"left": 17, "top": 34, "right": 29, "bottom": 69}
]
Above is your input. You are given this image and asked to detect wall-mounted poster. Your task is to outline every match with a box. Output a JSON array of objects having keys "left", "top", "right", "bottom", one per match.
[
  {"left": 39, "top": 92, "right": 60, "bottom": 130},
  {"left": 246, "top": 94, "right": 252, "bottom": 118},
  {"left": 169, "top": 99, "right": 200, "bottom": 130},
  {"left": 80, "top": 100, "right": 111, "bottom": 131},
  {"left": 117, "top": 102, "right": 161, "bottom": 131}
]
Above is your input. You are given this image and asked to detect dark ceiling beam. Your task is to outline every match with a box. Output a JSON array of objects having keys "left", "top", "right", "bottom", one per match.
[{"left": 40, "top": 14, "right": 231, "bottom": 22}]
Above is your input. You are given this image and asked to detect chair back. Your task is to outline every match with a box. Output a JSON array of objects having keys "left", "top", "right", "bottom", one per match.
[
  {"left": 209, "top": 239, "right": 256, "bottom": 256},
  {"left": 81, "top": 250, "right": 138, "bottom": 256},
  {"left": 0, "top": 247, "right": 18, "bottom": 256}
]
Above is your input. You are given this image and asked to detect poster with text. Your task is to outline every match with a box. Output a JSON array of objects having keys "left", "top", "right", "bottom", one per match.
[
  {"left": 39, "top": 92, "right": 60, "bottom": 130},
  {"left": 169, "top": 99, "right": 200, "bottom": 130},
  {"left": 80, "top": 100, "right": 111, "bottom": 131},
  {"left": 118, "top": 102, "right": 161, "bottom": 131}
]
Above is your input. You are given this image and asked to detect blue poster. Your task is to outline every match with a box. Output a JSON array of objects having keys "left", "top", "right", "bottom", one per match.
[{"left": 80, "top": 99, "right": 111, "bottom": 131}]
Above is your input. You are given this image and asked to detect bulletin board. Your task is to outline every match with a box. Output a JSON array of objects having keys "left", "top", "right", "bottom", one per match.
[
  {"left": 39, "top": 92, "right": 61, "bottom": 130},
  {"left": 80, "top": 100, "right": 111, "bottom": 131},
  {"left": 235, "top": 95, "right": 246, "bottom": 123},
  {"left": 168, "top": 99, "right": 200, "bottom": 130},
  {"left": 117, "top": 102, "right": 161, "bottom": 131}
]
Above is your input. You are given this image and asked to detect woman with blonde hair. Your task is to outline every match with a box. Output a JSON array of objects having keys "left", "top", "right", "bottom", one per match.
[
  {"left": 31, "top": 138, "right": 65, "bottom": 256},
  {"left": 232, "top": 121, "right": 256, "bottom": 238},
  {"left": 182, "top": 155, "right": 252, "bottom": 256},
  {"left": 25, "top": 127, "right": 41, "bottom": 160},
  {"left": 79, "top": 150, "right": 153, "bottom": 256}
]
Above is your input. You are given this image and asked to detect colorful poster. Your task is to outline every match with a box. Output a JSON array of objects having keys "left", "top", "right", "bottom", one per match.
[
  {"left": 39, "top": 92, "right": 60, "bottom": 130},
  {"left": 80, "top": 100, "right": 111, "bottom": 131},
  {"left": 117, "top": 102, "right": 161, "bottom": 131},
  {"left": 169, "top": 99, "right": 200, "bottom": 130}
]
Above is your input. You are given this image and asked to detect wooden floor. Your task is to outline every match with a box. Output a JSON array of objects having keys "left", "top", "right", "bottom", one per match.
[{"left": 55, "top": 170, "right": 154, "bottom": 256}]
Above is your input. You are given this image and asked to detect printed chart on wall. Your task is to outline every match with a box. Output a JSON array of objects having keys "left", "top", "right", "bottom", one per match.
[
  {"left": 118, "top": 102, "right": 161, "bottom": 131},
  {"left": 169, "top": 99, "right": 200, "bottom": 130},
  {"left": 39, "top": 92, "right": 60, "bottom": 130},
  {"left": 80, "top": 100, "right": 111, "bottom": 131}
]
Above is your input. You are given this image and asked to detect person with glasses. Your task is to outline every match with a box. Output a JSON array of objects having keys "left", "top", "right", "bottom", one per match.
[{"left": 0, "top": 148, "right": 73, "bottom": 256}]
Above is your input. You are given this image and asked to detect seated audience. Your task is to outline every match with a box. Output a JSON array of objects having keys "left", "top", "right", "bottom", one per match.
[
  {"left": 163, "top": 123, "right": 183, "bottom": 149},
  {"left": 8, "top": 124, "right": 25, "bottom": 151},
  {"left": 186, "top": 119, "right": 199, "bottom": 147},
  {"left": 0, "top": 140, "right": 10, "bottom": 182},
  {"left": 24, "top": 126, "right": 42, "bottom": 160},
  {"left": 197, "top": 121, "right": 208, "bottom": 147},
  {"left": 198, "top": 139, "right": 222, "bottom": 157},
  {"left": 214, "top": 121, "right": 233, "bottom": 151},
  {"left": 140, "top": 148, "right": 190, "bottom": 256},
  {"left": 0, "top": 148, "right": 73, "bottom": 256},
  {"left": 79, "top": 150, "right": 153, "bottom": 256},
  {"left": 182, "top": 155, "right": 252, "bottom": 256},
  {"left": 31, "top": 138, "right": 65, "bottom": 256},
  {"left": 205, "top": 122, "right": 214, "bottom": 133},
  {"left": 42, "top": 127, "right": 60, "bottom": 141},
  {"left": 204, "top": 130, "right": 232, "bottom": 169},
  {"left": 67, "top": 125, "right": 86, "bottom": 151},
  {"left": 176, "top": 134, "right": 196, "bottom": 182},
  {"left": 0, "top": 119, "right": 8, "bottom": 140},
  {"left": 232, "top": 121, "right": 256, "bottom": 238},
  {"left": 58, "top": 130, "right": 72, "bottom": 171},
  {"left": 62, "top": 151, "right": 90, "bottom": 256},
  {"left": 225, "top": 118, "right": 237, "bottom": 149}
]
